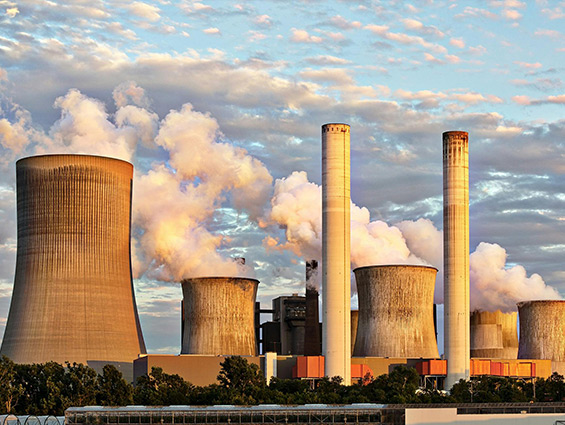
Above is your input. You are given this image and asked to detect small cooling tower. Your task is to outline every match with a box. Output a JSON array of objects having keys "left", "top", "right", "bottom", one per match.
[
  {"left": 353, "top": 265, "right": 439, "bottom": 358},
  {"left": 470, "top": 310, "right": 518, "bottom": 359},
  {"left": 180, "top": 277, "right": 259, "bottom": 355},
  {"left": 518, "top": 300, "right": 565, "bottom": 374}
]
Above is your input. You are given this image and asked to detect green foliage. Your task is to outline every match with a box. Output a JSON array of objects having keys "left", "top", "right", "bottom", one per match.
[
  {"left": 97, "top": 365, "right": 133, "bottom": 406},
  {"left": 3, "top": 357, "right": 565, "bottom": 412},
  {"left": 133, "top": 367, "right": 192, "bottom": 405}
]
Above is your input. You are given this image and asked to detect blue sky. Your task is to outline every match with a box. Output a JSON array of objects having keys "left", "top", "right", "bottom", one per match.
[{"left": 0, "top": 0, "right": 564, "bottom": 355}]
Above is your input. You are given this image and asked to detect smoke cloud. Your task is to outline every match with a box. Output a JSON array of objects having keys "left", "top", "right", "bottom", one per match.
[
  {"left": 261, "top": 171, "right": 431, "bottom": 271},
  {"left": 470, "top": 242, "right": 561, "bottom": 312},
  {"left": 0, "top": 82, "right": 273, "bottom": 282}
]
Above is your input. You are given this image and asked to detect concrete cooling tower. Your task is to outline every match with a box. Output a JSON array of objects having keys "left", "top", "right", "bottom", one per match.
[
  {"left": 470, "top": 310, "right": 518, "bottom": 359},
  {"left": 180, "top": 277, "right": 259, "bottom": 356},
  {"left": 518, "top": 300, "right": 565, "bottom": 374},
  {"left": 353, "top": 265, "right": 439, "bottom": 358},
  {"left": 1, "top": 155, "right": 146, "bottom": 367},
  {"left": 351, "top": 310, "right": 358, "bottom": 355}
]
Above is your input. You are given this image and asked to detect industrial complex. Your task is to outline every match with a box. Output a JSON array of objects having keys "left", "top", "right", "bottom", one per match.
[{"left": 0, "top": 126, "right": 563, "bottom": 391}]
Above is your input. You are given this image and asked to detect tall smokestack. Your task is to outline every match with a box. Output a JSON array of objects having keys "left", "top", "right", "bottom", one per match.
[
  {"left": 443, "top": 131, "right": 470, "bottom": 389},
  {"left": 304, "top": 260, "right": 321, "bottom": 356},
  {"left": 322, "top": 123, "right": 351, "bottom": 384}
]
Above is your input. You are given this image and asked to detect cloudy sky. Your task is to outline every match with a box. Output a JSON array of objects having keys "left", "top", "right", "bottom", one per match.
[{"left": 0, "top": 0, "right": 564, "bottom": 355}]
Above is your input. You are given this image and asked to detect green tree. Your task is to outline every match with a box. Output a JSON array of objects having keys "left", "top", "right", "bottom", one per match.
[
  {"left": 134, "top": 367, "right": 192, "bottom": 405},
  {"left": 60, "top": 362, "right": 99, "bottom": 409},
  {"left": 0, "top": 356, "right": 23, "bottom": 413},
  {"left": 97, "top": 365, "right": 133, "bottom": 406}
]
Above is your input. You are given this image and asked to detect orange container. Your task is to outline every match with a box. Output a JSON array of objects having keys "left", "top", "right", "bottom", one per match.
[{"left": 429, "top": 359, "right": 447, "bottom": 375}]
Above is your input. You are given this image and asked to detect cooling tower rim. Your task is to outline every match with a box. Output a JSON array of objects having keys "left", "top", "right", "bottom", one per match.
[
  {"left": 352, "top": 264, "right": 438, "bottom": 273},
  {"left": 517, "top": 300, "right": 565, "bottom": 308},
  {"left": 17, "top": 154, "right": 132, "bottom": 167},
  {"left": 322, "top": 122, "right": 350, "bottom": 127},
  {"left": 180, "top": 276, "right": 260, "bottom": 284},
  {"left": 443, "top": 130, "right": 468, "bottom": 136}
]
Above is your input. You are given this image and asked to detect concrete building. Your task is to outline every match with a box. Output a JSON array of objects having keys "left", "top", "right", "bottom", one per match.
[
  {"left": 181, "top": 277, "right": 259, "bottom": 356},
  {"left": 0, "top": 154, "right": 146, "bottom": 376},
  {"left": 353, "top": 265, "right": 439, "bottom": 358},
  {"left": 322, "top": 123, "right": 351, "bottom": 384},
  {"left": 443, "top": 131, "right": 470, "bottom": 388},
  {"left": 518, "top": 300, "right": 565, "bottom": 374},
  {"left": 470, "top": 310, "right": 518, "bottom": 359}
]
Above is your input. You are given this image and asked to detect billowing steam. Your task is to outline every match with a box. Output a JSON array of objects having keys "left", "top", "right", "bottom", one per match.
[
  {"left": 470, "top": 242, "right": 561, "bottom": 312},
  {"left": 260, "top": 170, "right": 432, "bottom": 270},
  {"left": 0, "top": 82, "right": 272, "bottom": 281}
]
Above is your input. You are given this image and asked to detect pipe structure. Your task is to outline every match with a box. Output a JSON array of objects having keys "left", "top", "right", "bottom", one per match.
[
  {"left": 322, "top": 123, "right": 351, "bottom": 384},
  {"left": 518, "top": 300, "right": 565, "bottom": 374},
  {"left": 470, "top": 310, "right": 518, "bottom": 359},
  {"left": 180, "top": 277, "right": 259, "bottom": 356},
  {"left": 353, "top": 265, "right": 439, "bottom": 358},
  {"left": 443, "top": 131, "right": 470, "bottom": 388},
  {"left": 0, "top": 154, "right": 146, "bottom": 365}
]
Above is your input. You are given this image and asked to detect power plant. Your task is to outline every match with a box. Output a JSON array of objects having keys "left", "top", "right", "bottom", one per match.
[
  {"left": 1, "top": 127, "right": 561, "bottom": 391},
  {"left": 470, "top": 310, "right": 518, "bottom": 359},
  {"left": 0, "top": 155, "right": 146, "bottom": 374},
  {"left": 181, "top": 277, "right": 259, "bottom": 356},
  {"left": 353, "top": 265, "right": 439, "bottom": 359},
  {"left": 321, "top": 123, "right": 351, "bottom": 384},
  {"left": 443, "top": 131, "right": 470, "bottom": 388},
  {"left": 518, "top": 300, "right": 565, "bottom": 374}
]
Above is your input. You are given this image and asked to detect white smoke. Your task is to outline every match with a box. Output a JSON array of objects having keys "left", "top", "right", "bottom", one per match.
[
  {"left": 470, "top": 242, "right": 561, "bottom": 312},
  {"left": 0, "top": 82, "right": 273, "bottom": 282},
  {"left": 133, "top": 103, "right": 272, "bottom": 281},
  {"left": 260, "top": 171, "right": 431, "bottom": 271}
]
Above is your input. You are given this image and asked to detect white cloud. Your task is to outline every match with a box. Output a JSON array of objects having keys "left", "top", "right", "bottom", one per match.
[
  {"left": 126, "top": 2, "right": 161, "bottom": 22},
  {"left": 450, "top": 38, "right": 465, "bottom": 48},
  {"left": 5, "top": 7, "right": 18, "bottom": 18},
  {"left": 290, "top": 28, "right": 323, "bottom": 43},
  {"left": 203, "top": 27, "right": 221, "bottom": 35}
]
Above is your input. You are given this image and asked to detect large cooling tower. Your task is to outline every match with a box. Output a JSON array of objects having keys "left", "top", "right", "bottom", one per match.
[
  {"left": 1, "top": 154, "right": 146, "bottom": 366},
  {"left": 180, "top": 277, "right": 259, "bottom": 355},
  {"left": 470, "top": 310, "right": 518, "bottom": 359},
  {"left": 351, "top": 310, "right": 358, "bottom": 355},
  {"left": 518, "top": 300, "right": 565, "bottom": 373},
  {"left": 322, "top": 123, "right": 351, "bottom": 384},
  {"left": 443, "top": 130, "right": 470, "bottom": 388},
  {"left": 353, "top": 265, "right": 439, "bottom": 358}
]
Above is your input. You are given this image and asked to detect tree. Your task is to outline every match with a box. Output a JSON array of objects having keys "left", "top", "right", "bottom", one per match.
[
  {"left": 97, "top": 365, "right": 133, "bottom": 406},
  {"left": 0, "top": 356, "right": 23, "bottom": 413},
  {"left": 216, "top": 356, "right": 266, "bottom": 404},
  {"left": 133, "top": 367, "right": 192, "bottom": 405}
]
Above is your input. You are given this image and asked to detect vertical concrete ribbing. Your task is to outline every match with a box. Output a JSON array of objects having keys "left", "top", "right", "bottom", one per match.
[
  {"left": 443, "top": 131, "right": 470, "bottom": 389},
  {"left": 322, "top": 123, "right": 351, "bottom": 384},
  {"left": 1, "top": 154, "right": 146, "bottom": 365}
]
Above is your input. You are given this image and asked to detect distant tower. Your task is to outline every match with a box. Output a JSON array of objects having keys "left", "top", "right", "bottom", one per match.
[
  {"left": 322, "top": 123, "right": 351, "bottom": 384},
  {"left": 443, "top": 131, "right": 470, "bottom": 389},
  {"left": 1, "top": 155, "right": 146, "bottom": 367},
  {"left": 304, "top": 260, "right": 321, "bottom": 356}
]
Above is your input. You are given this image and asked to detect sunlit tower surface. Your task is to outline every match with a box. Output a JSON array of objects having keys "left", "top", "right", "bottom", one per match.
[
  {"left": 443, "top": 131, "right": 470, "bottom": 389},
  {"left": 0, "top": 154, "right": 146, "bottom": 366},
  {"left": 322, "top": 123, "right": 351, "bottom": 384}
]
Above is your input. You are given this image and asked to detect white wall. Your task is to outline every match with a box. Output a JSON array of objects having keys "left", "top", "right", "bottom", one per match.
[{"left": 406, "top": 408, "right": 565, "bottom": 425}]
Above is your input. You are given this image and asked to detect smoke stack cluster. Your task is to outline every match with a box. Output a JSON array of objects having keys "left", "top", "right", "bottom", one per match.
[{"left": 304, "top": 260, "right": 321, "bottom": 356}]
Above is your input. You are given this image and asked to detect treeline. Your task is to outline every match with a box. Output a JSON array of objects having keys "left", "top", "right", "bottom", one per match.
[{"left": 1, "top": 355, "right": 565, "bottom": 416}]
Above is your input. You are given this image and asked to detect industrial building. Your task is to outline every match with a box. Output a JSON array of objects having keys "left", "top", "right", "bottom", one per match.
[{"left": 0, "top": 154, "right": 146, "bottom": 380}]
